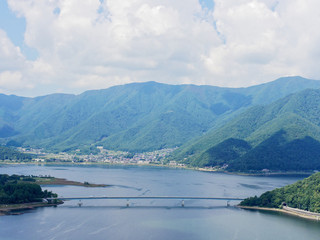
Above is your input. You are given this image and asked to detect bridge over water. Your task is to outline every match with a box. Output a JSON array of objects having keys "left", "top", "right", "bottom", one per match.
[{"left": 47, "top": 196, "right": 245, "bottom": 207}]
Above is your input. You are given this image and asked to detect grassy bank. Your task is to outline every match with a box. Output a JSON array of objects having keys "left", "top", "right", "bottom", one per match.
[{"left": 35, "top": 177, "right": 109, "bottom": 187}]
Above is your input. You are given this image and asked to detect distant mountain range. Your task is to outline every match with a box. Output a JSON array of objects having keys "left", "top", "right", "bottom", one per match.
[{"left": 1, "top": 76, "right": 320, "bottom": 172}]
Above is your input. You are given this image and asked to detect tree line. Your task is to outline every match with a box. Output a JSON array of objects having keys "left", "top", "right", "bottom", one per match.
[
  {"left": 0, "top": 174, "right": 57, "bottom": 204},
  {"left": 240, "top": 172, "right": 320, "bottom": 213}
]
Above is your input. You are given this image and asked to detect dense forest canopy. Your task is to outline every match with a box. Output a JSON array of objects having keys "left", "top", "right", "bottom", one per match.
[
  {"left": 175, "top": 88, "right": 320, "bottom": 172},
  {"left": 1, "top": 76, "right": 319, "bottom": 153},
  {"left": 240, "top": 172, "right": 320, "bottom": 213},
  {"left": 0, "top": 174, "right": 57, "bottom": 204}
]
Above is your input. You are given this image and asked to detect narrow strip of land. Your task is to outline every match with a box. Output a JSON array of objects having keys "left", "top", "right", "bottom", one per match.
[
  {"left": 36, "top": 177, "right": 108, "bottom": 187},
  {"left": 238, "top": 206, "right": 320, "bottom": 221},
  {"left": 0, "top": 202, "right": 62, "bottom": 216}
]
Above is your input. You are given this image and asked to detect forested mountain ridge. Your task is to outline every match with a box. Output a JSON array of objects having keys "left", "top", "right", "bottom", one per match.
[
  {"left": 0, "top": 76, "right": 320, "bottom": 153},
  {"left": 174, "top": 88, "right": 320, "bottom": 172}
]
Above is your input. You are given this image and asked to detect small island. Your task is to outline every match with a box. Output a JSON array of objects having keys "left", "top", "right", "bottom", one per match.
[{"left": 239, "top": 172, "right": 320, "bottom": 220}]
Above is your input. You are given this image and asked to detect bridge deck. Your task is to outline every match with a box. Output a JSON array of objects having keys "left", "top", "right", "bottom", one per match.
[{"left": 47, "top": 196, "right": 244, "bottom": 201}]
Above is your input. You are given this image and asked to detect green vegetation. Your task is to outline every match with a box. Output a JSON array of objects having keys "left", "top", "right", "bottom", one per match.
[
  {"left": 1, "top": 76, "right": 320, "bottom": 153},
  {"left": 240, "top": 172, "right": 320, "bottom": 213},
  {"left": 0, "top": 146, "right": 32, "bottom": 161},
  {"left": 228, "top": 132, "right": 320, "bottom": 172},
  {"left": 189, "top": 138, "right": 251, "bottom": 167},
  {"left": 174, "top": 88, "right": 320, "bottom": 172},
  {"left": 1, "top": 76, "right": 320, "bottom": 173},
  {"left": 0, "top": 174, "right": 57, "bottom": 204}
]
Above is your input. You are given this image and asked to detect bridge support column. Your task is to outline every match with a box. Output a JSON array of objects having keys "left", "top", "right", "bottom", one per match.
[{"left": 181, "top": 200, "right": 185, "bottom": 207}]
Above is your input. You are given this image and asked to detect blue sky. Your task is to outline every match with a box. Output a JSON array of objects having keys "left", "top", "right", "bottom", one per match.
[
  {"left": 0, "top": 1, "right": 37, "bottom": 60},
  {"left": 0, "top": 1, "right": 24, "bottom": 46},
  {"left": 200, "top": 0, "right": 214, "bottom": 10},
  {"left": 0, "top": 0, "right": 319, "bottom": 97}
]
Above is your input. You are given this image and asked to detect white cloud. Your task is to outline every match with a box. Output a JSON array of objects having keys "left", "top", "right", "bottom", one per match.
[
  {"left": 201, "top": 0, "right": 320, "bottom": 86},
  {"left": 0, "top": 30, "right": 37, "bottom": 93},
  {"left": 0, "top": 30, "right": 25, "bottom": 71},
  {"left": 0, "top": 71, "right": 32, "bottom": 91},
  {"left": 0, "top": 0, "right": 320, "bottom": 96}
]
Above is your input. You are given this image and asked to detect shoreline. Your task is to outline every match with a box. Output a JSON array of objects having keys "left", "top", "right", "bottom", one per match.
[
  {"left": 222, "top": 171, "right": 313, "bottom": 177},
  {"left": 0, "top": 202, "right": 62, "bottom": 216},
  {"left": 0, "top": 161, "right": 314, "bottom": 176},
  {"left": 238, "top": 206, "right": 320, "bottom": 221}
]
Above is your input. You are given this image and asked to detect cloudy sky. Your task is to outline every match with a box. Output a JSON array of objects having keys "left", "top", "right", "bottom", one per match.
[{"left": 0, "top": 0, "right": 320, "bottom": 97}]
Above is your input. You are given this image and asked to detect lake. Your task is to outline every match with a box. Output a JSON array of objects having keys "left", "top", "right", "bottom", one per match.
[{"left": 0, "top": 164, "right": 319, "bottom": 240}]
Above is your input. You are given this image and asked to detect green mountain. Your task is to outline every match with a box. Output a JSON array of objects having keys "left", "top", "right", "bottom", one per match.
[
  {"left": 240, "top": 172, "right": 320, "bottom": 213},
  {"left": 1, "top": 76, "right": 320, "bottom": 153},
  {"left": 174, "top": 88, "right": 320, "bottom": 172},
  {"left": 0, "top": 94, "right": 26, "bottom": 138}
]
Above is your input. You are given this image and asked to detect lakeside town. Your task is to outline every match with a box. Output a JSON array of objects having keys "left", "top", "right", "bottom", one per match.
[{"left": 15, "top": 146, "right": 186, "bottom": 167}]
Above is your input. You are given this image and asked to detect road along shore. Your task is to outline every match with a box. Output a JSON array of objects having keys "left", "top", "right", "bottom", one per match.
[{"left": 238, "top": 206, "right": 320, "bottom": 221}]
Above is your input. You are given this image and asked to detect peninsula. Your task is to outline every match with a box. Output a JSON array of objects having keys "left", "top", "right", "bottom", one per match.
[
  {"left": 0, "top": 174, "right": 108, "bottom": 216},
  {"left": 239, "top": 172, "right": 320, "bottom": 220}
]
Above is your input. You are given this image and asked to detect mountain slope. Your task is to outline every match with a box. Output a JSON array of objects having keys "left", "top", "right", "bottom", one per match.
[
  {"left": 241, "top": 76, "right": 320, "bottom": 105},
  {"left": 0, "top": 94, "right": 26, "bottom": 138},
  {"left": 1, "top": 76, "right": 320, "bottom": 152},
  {"left": 174, "top": 88, "right": 320, "bottom": 171}
]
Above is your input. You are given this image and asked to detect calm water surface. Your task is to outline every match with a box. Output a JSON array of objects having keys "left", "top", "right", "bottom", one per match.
[{"left": 0, "top": 164, "right": 319, "bottom": 240}]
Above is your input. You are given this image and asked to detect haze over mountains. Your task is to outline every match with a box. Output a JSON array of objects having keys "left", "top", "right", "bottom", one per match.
[{"left": 1, "top": 76, "right": 320, "bottom": 171}]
